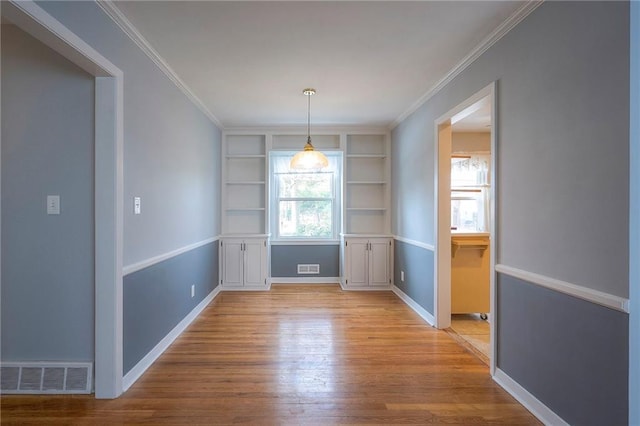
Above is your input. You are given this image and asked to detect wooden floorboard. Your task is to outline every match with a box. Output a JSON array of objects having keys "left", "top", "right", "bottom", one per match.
[{"left": 1, "top": 284, "right": 540, "bottom": 425}]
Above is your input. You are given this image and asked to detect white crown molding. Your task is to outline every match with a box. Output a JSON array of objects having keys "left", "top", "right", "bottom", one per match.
[
  {"left": 123, "top": 236, "right": 220, "bottom": 276},
  {"left": 393, "top": 235, "right": 435, "bottom": 252},
  {"left": 390, "top": 0, "right": 544, "bottom": 129},
  {"left": 95, "top": 0, "right": 223, "bottom": 129},
  {"left": 223, "top": 125, "right": 390, "bottom": 135},
  {"left": 496, "top": 264, "right": 630, "bottom": 313}
]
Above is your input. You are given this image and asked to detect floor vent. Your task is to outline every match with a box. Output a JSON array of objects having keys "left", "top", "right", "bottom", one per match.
[
  {"left": 297, "top": 264, "right": 320, "bottom": 274},
  {"left": 1, "top": 362, "right": 92, "bottom": 394}
]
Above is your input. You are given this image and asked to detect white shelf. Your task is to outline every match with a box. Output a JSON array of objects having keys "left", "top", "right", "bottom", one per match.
[
  {"left": 226, "top": 181, "right": 265, "bottom": 185},
  {"left": 223, "top": 133, "right": 268, "bottom": 235},
  {"left": 347, "top": 181, "right": 386, "bottom": 185},
  {"left": 343, "top": 134, "right": 390, "bottom": 235},
  {"left": 225, "top": 154, "right": 266, "bottom": 159},
  {"left": 346, "top": 154, "right": 386, "bottom": 158}
]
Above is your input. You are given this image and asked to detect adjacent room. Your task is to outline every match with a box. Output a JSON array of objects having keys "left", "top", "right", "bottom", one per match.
[{"left": 1, "top": 1, "right": 638, "bottom": 425}]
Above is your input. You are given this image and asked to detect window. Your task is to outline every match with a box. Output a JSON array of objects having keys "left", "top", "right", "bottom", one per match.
[
  {"left": 451, "top": 154, "right": 490, "bottom": 232},
  {"left": 271, "top": 152, "right": 342, "bottom": 240}
]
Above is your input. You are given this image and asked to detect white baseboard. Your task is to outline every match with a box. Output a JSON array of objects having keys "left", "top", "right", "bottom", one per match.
[
  {"left": 122, "top": 285, "right": 221, "bottom": 391},
  {"left": 270, "top": 277, "right": 341, "bottom": 284},
  {"left": 391, "top": 285, "right": 435, "bottom": 326},
  {"left": 493, "top": 368, "right": 568, "bottom": 426},
  {"left": 220, "top": 285, "right": 271, "bottom": 291},
  {"left": 340, "top": 284, "right": 392, "bottom": 291}
]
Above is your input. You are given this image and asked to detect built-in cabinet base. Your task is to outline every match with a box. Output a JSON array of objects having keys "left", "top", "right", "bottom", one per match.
[
  {"left": 219, "top": 236, "right": 269, "bottom": 290},
  {"left": 341, "top": 236, "right": 393, "bottom": 290}
]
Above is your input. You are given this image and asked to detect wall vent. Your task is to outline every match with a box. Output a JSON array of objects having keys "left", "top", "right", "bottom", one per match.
[
  {"left": 1, "top": 362, "right": 92, "bottom": 394},
  {"left": 297, "top": 264, "right": 320, "bottom": 274}
]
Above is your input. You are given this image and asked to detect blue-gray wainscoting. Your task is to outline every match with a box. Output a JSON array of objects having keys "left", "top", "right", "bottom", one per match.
[
  {"left": 271, "top": 245, "right": 339, "bottom": 277},
  {"left": 393, "top": 240, "right": 434, "bottom": 315},
  {"left": 123, "top": 242, "right": 219, "bottom": 374},
  {"left": 497, "top": 273, "right": 628, "bottom": 425}
]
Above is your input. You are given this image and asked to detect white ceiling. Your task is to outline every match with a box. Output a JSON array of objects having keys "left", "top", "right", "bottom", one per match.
[{"left": 114, "top": 1, "right": 526, "bottom": 129}]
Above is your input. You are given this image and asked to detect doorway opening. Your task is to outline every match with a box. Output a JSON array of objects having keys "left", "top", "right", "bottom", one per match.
[
  {"left": 2, "top": 1, "right": 124, "bottom": 397},
  {"left": 434, "top": 83, "right": 497, "bottom": 372}
]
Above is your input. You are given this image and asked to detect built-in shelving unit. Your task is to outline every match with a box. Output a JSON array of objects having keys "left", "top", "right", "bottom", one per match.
[
  {"left": 344, "top": 134, "right": 390, "bottom": 235},
  {"left": 341, "top": 133, "right": 392, "bottom": 290},
  {"left": 222, "top": 129, "right": 391, "bottom": 291},
  {"left": 222, "top": 134, "right": 267, "bottom": 235},
  {"left": 271, "top": 133, "right": 341, "bottom": 151}
]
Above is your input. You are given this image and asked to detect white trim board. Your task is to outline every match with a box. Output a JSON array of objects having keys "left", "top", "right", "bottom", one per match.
[
  {"left": 220, "top": 286, "right": 271, "bottom": 292},
  {"left": 122, "top": 286, "right": 221, "bottom": 391},
  {"left": 495, "top": 264, "right": 630, "bottom": 313},
  {"left": 224, "top": 126, "right": 390, "bottom": 135},
  {"left": 392, "top": 285, "right": 435, "bottom": 327},
  {"left": 123, "top": 236, "right": 220, "bottom": 276},
  {"left": 390, "top": 0, "right": 542, "bottom": 128},
  {"left": 393, "top": 235, "right": 435, "bottom": 252},
  {"left": 95, "top": 1, "right": 222, "bottom": 128},
  {"left": 270, "top": 277, "right": 341, "bottom": 284},
  {"left": 493, "top": 368, "right": 569, "bottom": 426},
  {"left": 341, "top": 285, "right": 393, "bottom": 292}
]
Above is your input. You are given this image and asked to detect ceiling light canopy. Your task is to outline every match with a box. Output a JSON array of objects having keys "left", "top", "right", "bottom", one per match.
[{"left": 290, "top": 88, "right": 329, "bottom": 170}]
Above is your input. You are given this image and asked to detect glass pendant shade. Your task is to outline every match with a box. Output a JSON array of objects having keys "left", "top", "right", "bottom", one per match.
[
  {"left": 290, "top": 88, "right": 328, "bottom": 170},
  {"left": 290, "top": 137, "right": 329, "bottom": 170}
]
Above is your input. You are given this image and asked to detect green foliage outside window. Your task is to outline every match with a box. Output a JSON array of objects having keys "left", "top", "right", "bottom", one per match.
[{"left": 278, "top": 172, "right": 333, "bottom": 238}]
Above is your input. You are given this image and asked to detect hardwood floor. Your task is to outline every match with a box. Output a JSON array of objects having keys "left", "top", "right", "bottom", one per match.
[
  {"left": 1, "top": 285, "right": 539, "bottom": 425},
  {"left": 448, "top": 314, "right": 491, "bottom": 366}
]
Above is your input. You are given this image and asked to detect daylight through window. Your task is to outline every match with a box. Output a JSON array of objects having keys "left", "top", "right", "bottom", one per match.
[{"left": 271, "top": 153, "right": 342, "bottom": 240}]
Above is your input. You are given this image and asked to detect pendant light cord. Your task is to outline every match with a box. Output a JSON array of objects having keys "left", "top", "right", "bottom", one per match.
[{"left": 307, "top": 92, "right": 311, "bottom": 143}]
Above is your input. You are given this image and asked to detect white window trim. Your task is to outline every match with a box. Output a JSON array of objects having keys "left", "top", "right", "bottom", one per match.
[{"left": 269, "top": 151, "right": 342, "bottom": 242}]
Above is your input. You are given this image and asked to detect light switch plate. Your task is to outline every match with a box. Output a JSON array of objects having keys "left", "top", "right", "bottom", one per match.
[
  {"left": 134, "top": 197, "right": 141, "bottom": 215},
  {"left": 47, "top": 195, "right": 60, "bottom": 215}
]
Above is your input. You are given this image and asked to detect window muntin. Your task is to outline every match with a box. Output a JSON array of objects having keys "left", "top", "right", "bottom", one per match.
[
  {"left": 451, "top": 154, "right": 490, "bottom": 232},
  {"left": 271, "top": 152, "right": 341, "bottom": 240}
]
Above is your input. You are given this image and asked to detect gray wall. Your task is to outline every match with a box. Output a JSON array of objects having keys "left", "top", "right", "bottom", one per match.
[
  {"left": 123, "top": 242, "right": 218, "bottom": 374},
  {"left": 497, "top": 274, "right": 628, "bottom": 425},
  {"left": 630, "top": 2, "right": 639, "bottom": 424},
  {"left": 36, "top": 1, "right": 222, "bottom": 267},
  {"left": 391, "top": 1, "right": 630, "bottom": 421},
  {"left": 271, "top": 245, "right": 339, "bottom": 278},
  {"left": 393, "top": 240, "right": 434, "bottom": 314},
  {"left": 2, "top": 1, "right": 221, "bottom": 371},
  {"left": 1, "top": 25, "right": 95, "bottom": 361},
  {"left": 393, "top": 1, "right": 629, "bottom": 297}
]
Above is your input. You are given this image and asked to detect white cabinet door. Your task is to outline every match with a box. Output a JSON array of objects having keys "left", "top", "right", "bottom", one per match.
[
  {"left": 222, "top": 239, "right": 244, "bottom": 287},
  {"left": 369, "top": 239, "right": 391, "bottom": 286},
  {"left": 345, "top": 239, "right": 369, "bottom": 287},
  {"left": 343, "top": 237, "right": 391, "bottom": 287},
  {"left": 244, "top": 239, "right": 267, "bottom": 287}
]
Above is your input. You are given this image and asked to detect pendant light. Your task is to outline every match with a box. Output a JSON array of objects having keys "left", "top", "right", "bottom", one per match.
[{"left": 290, "top": 88, "right": 329, "bottom": 170}]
